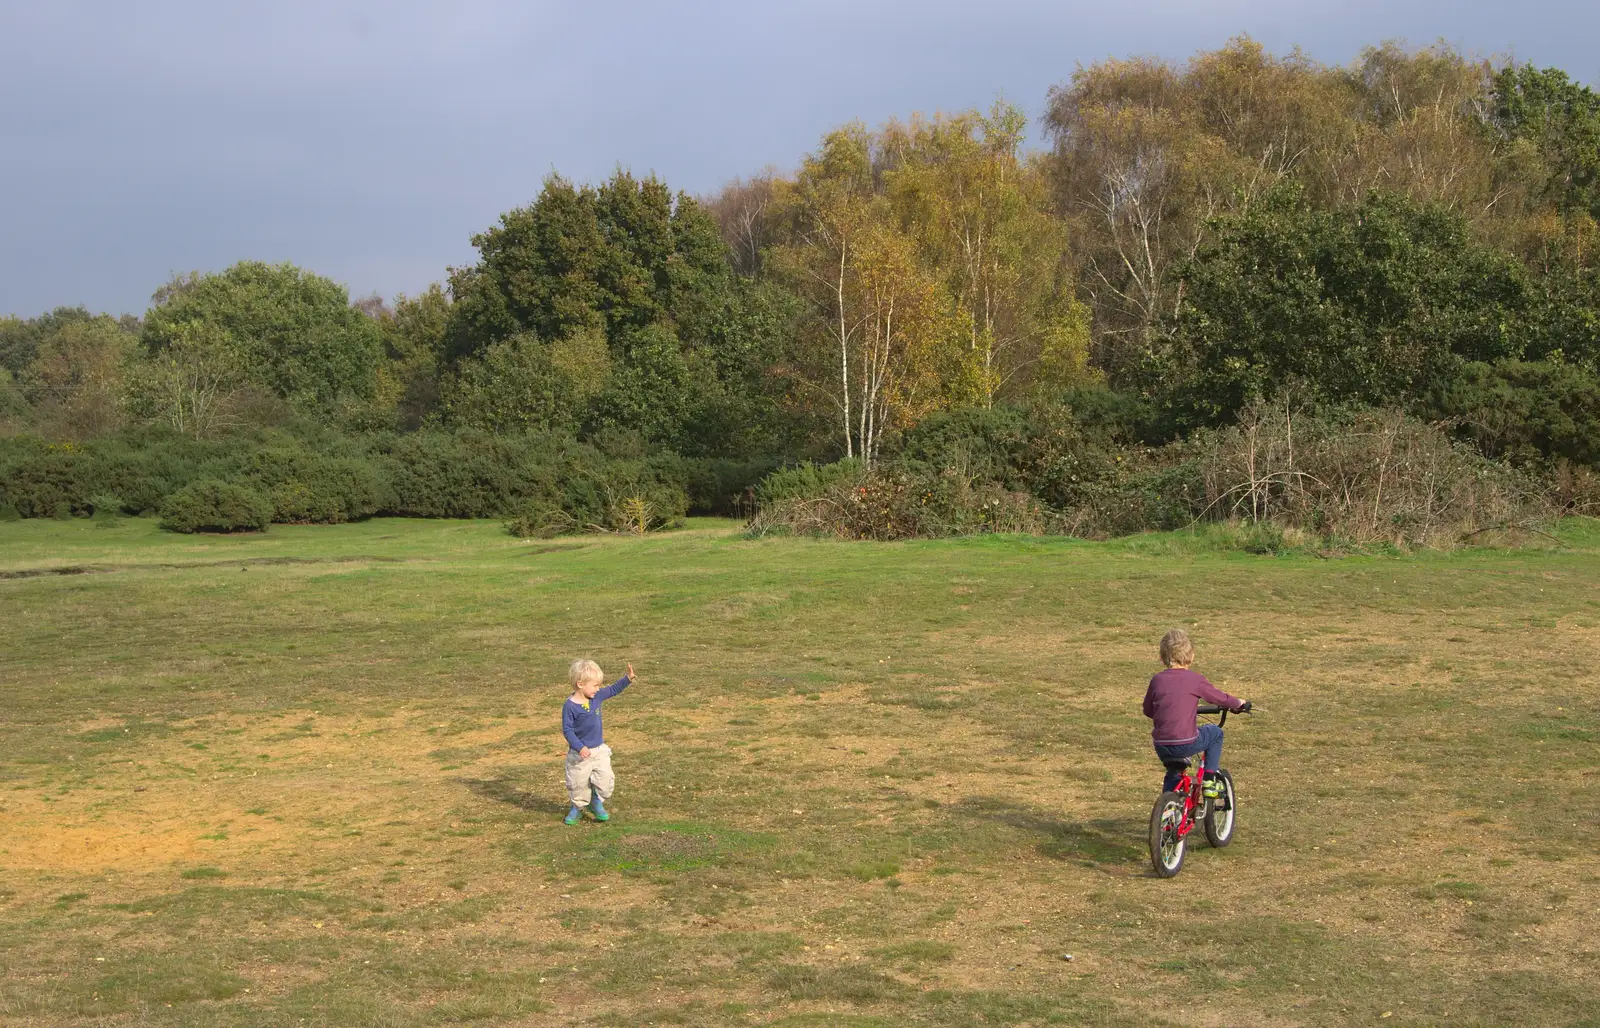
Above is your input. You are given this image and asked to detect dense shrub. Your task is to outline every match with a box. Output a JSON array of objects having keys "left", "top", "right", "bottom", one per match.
[
  {"left": 0, "top": 430, "right": 384, "bottom": 522},
  {"left": 755, "top": 459, "right": 865, "bottom": 505},
  {"left": 87, "top": 493, "right": 125, "bottom": 522},
  {"left": 1549, "top": 459, "right": 1600, "bottom": 515},
  {"left": 159, "top": 480, "right": 273, "bottom": 533},
  {"left": 0, "top": 431, "right": 264, "bottom": 518},
  {"left": 1041, "top": 452, "right": 1205, "bottom": 537},
  {"left": 898, "top": 407, "right": 1030, "bottom": 486},
  {"left": 372, "top": 429, "right": 692, "bottom": 532},
  {"left": 505, "top": 467, "right": 688, "bottom": 537},
  {"left": 0, "top": 438, "right": 94, "bottom": 517},
  {"left": 224, "top": 447, "right": 385, "bottom": 523},
  {"left": 750, "top": 461, "right": 1043, "bottom": 540},
  {"left": 1053, "top": 386, "right": 1163, "bottom": 445},
  {"left": 1429, "top": 360, "right": 1600, "bottom": 466},
  {"left": 86, "top": 433, "right": 236, "bottom": 514},
  {"left": 0, "top": 427, "right": 710, "bottom": 533},
  {"left": 376, "top": 430, "right": 587, "bottom": 519}
]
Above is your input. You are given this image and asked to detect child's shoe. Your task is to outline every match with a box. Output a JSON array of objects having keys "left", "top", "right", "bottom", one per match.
[
  {"left": 1201, "top": 773, "right": 1225, "bottom": 799},
  {"left": 590, "top": 792, "right": 610, "bottom": 822},
  {"left": 563, "top": 805, "right": 582, "bottom": 826}
]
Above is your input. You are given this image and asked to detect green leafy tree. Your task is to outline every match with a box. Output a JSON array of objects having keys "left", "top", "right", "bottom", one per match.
[
  {"left": 0, "top": 367, "right": 29, "bottom": 428},
  {"left": 443, "top": 171, "right": 788, "bottom": 454},
  {"left": 883, "top": 103, "right": 1090, "bottom": 405},
  {"left": 1166, "top": 186, "right": 1531, "bottom": 425},
  {"left": 142, "top": 262, "right": 382, "bottom": 419},
  {"left": 446, "top": 177, "right": 606, "bottom": 361},
  {"left": 20, "top": 317, "right": 137, "bottom": 439},
  {"left": 0, "top": 307, "right": 137, "bottom": 376},
  {"left": 437, "top": 333, "right": 580, "bottom": 434},
  {"left": 1045, "top": 39, "right": 1509, "bottom": 379},
  {"left": 124, "top": 322, "right": 251, "bottom": 438},
  {"left": 1492, "top": 64, "right": 1600, "bottom": 220},
  {"left": 378, "top": 284, "right": 453, "bottom": 429}
]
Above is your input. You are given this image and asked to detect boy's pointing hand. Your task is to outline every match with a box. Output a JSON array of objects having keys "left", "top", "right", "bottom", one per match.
[{"left": 627, "top": 662, "right": 636, "bottom": 681}]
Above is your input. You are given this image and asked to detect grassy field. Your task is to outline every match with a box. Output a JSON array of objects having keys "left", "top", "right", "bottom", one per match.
[{"left": 1, "top": 515, "right": 1598, "bottom": 1027}]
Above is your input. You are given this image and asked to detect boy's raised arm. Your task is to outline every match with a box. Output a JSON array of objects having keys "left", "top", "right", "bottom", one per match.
[{"left": 593, "top": 664, "right": 637, "bottom": 702}]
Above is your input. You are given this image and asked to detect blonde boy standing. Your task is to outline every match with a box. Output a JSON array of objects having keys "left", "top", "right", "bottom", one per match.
[{"left": 562, "top": 659, "right": 635, "bottom": 825}]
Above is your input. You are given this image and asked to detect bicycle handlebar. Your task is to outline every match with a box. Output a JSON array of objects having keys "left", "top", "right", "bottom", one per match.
[{"left": 1197, "top": 701, "right": 1252, "bottom": 729}]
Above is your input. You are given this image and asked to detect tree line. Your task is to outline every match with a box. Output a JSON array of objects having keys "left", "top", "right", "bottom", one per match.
[{"left": 4, "top": 39, "right": 1599, "bottom": 539}]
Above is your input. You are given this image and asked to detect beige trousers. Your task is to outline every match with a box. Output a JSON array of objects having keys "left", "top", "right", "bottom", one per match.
[{"left": 564, "top": 744, "right": 614, "bottom": 807}]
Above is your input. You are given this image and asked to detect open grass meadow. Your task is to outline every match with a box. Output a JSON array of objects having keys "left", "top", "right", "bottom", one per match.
[{"left": 2, "top": 515, "right": 1598, "bottom": 1027}]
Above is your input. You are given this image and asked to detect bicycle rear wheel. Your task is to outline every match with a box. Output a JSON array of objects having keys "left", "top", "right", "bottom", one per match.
[
  {"left": 1148, "top": 791, "right": 1187, "bottom": 878},
  {"left": 1203, "top": 770, "right": 1236, "bottom": 848}
]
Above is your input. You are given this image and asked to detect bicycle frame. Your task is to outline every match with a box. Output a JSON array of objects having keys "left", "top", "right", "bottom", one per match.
[{"left": 1170, "top": 706, "right": 1230, "bottom": 840}]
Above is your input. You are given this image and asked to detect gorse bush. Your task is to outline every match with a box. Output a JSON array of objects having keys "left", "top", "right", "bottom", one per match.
[
  {"left": 374, "top": 430, "right": 566, "bottom": 519},
  {"left": 0, "top": 439, "right": 90, "bottom": 518},
  {"left": 159, "top": 480, "right": 273, "bottom": 534},
  {"left": 755, "top": 458, "right": 866, "bottom": 505},
  {"left": 223, "top": 448, "right": 385, "bottom": 524},
  {"left": 676, "top": 456, "right": 780, "bottom": 516},
  {"left": 87, "top": 493, "right": 125, "bottom": 523},
  {"left": 0, "top": 431, "right": 268, "bottom": 518},
  {"left": 1428, "top": 361, "right": 1600, "bottom": 467},
  {"left": 0, "top": 427, "right": 743, "bottom": 533},
  {"left": 897, "top": 408, "right": 1030, "bottom": 487},
  {"left": 749, "top": 461, "right": 1043, "bottom": 540},
  {"left": 374, "top": 430, "right": 687, "bottom": 526}
]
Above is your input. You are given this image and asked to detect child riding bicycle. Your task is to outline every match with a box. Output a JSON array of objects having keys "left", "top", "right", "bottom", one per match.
[{"left": 1143, "top": 629, "right": 1250, "bottom": 795}]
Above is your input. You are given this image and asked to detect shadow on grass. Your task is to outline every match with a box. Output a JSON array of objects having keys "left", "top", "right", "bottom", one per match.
[
  {"left": 457, "top": 776, "right": 559, "bottom": 814},
  {"left": 952, "top": 795, "right": 1145, "bottom": 868}
]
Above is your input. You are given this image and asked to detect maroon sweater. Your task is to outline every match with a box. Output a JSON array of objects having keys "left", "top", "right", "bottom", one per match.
[{"left": 1143, "top": 668, "right": 1243, "bottom": 745}]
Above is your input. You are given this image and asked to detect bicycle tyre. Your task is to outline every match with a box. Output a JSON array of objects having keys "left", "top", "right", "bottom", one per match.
[
  {"left": 1148, "top": 791, "right": 1187, "bottom": 878},
  {"left": 1203, "top": 770, "right": 1236, "bottom": 848}
]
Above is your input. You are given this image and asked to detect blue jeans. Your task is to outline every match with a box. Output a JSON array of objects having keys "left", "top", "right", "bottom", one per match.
[{"left": 1154, "top": 724, "right": 1223, "bottom": 791}]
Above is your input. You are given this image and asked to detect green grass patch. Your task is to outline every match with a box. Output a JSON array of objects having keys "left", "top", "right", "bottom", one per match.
[{"left": 2, "top": 516, "right": 1598, "bottom": 1025}]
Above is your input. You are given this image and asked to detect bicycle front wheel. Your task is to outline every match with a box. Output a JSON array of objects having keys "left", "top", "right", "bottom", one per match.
[
  {"left": 1204, "top": 770, "right": 1236, "bottom": 848},
  {"left": 1148, "top": 791, "right": 1187, "bottom": 878}
]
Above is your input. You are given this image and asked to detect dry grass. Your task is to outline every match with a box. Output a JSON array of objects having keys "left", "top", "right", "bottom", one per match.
[{"left": 1, "top": 515, "right": 1598, "bottom": 1026}]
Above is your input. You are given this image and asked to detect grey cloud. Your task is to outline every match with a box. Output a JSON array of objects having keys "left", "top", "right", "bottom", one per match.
[{"left": 2, "top": 0, "right": 1596, "bottom": 316}]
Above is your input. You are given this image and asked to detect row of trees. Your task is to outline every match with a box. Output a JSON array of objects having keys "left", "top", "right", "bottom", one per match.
[{"left": 4, "top": 38, "right": 1600, "bottom": 531}]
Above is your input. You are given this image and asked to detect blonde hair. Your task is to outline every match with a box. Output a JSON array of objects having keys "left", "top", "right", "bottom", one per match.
[
  {"left": 1159, "top": 629, "right": 1196, "bottom": 668},
  {"left": 569, "top": 659, "right": 603, "bottom": 688}
]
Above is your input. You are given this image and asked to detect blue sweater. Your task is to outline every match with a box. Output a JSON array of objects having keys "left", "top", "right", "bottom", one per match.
[{"left": 562, "top": 676, "right": 632, "bottom": 751}]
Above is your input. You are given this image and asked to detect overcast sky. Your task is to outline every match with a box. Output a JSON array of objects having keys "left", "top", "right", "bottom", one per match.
[{"left": 3, "top": 0, "right": 1597, "bottom": 318}]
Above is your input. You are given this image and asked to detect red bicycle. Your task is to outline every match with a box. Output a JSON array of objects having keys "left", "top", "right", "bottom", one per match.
[{"left": 1148, "top": 702, "right": 1250, "bottom": 878}]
